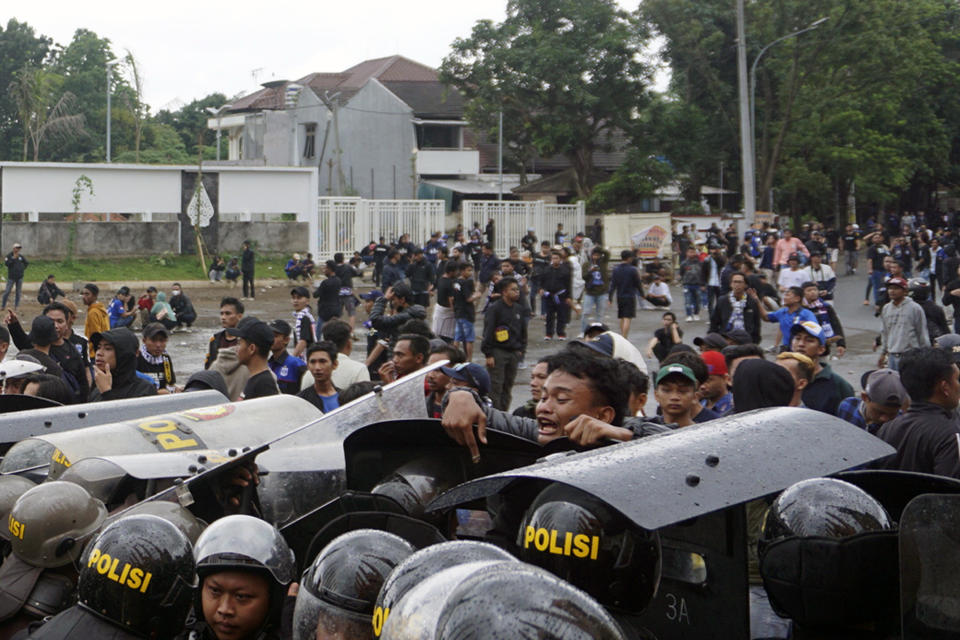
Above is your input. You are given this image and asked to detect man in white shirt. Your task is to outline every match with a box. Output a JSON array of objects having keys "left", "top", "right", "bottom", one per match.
[
  {"left": 301, "top": 319, "right": 370, "bottom": 391},
  {"left": 644, "top": 272, "right": 672, "bottom": 307},
  {"left": 800, "top": 252, "right": 838, "bottom": 301},
  {"left": 778, "top": 253, "right": 808, "bottom": 293}
]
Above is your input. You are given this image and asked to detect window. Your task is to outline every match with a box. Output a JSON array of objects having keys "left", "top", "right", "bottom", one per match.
[
  {"left": 416, "top": 124, "right": 459, "bottom": 149},
  {"left": 303, "top": 123, "right": 317, "bottom": 158}
]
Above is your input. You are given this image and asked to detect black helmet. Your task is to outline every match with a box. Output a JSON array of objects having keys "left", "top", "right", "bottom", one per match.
[
  {"left": 103, "top": 501, "right": 207, "bottom": 544},
  {"left": 293, "top": 528, "right": 415, "bottom": 640},
  {"left": 759, "top": 477, "right": 898, "bottom": 630},
  {"left": 760, "top": 477, "right": 893, "bottom": 554},
  {"left": 370, "top": 457, "right": 462, "bottom": 522},
  {"left": 909, "top": 277, "right": 931, "bottom": 301},
  {"left": 9, "top": 481, "right": 107, "bottom": 568},
  {"left": 78, "top": 514, "right": 196, "bottom": 638},
  {"left": 435, "top": 562, "right": 626, "bottom": 640},
  {"left": 194, "top": 514, "right": 295, "bottom": 633},
  {"left": 373, "top": 541, "right": 515, "bottom": 637},
  {"left": 516, "top": 483, "right": 661, "bottom": 613},
  {"left": 59, "top": 457, "right": 129, "bottom": 507},
  {"left": 379, "top": 560, "right": 514, "bottom": 640}
]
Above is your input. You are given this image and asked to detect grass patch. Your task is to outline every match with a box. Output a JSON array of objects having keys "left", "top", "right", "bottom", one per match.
[{"left": 21, "top": 255, "right": 291, "bottom": 283}]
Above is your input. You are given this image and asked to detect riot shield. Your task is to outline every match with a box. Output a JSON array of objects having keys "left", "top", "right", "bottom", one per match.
[
  {"left": 0, "top": 395, "right": 62, "bottom": 415},
  {"left": 900, "top": 493, "right": 960, "bottom": 639},
  {"left": 0, "top": 389, "right": 226, "bottom": 462},
  {"left": 836, "top": 469, "right": 960, "bottom": 520},
  {"left": 427, "top": 407, "right": 895, "bottom": 530},
  {"left": 3, "top": 395, "right": 320, "bottom": 477},
  {"left": 343, "top": 419, "right": 561, "bottom": 493}
]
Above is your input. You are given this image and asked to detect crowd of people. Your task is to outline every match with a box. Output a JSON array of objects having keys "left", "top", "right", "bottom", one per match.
[{"left": 2, "top": 210, "right": 960, "bottom": 638}]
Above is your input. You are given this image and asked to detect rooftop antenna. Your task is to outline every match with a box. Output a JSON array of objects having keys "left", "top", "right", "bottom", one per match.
[{"left": 251, "top": 67, "right": 263, "bottom": 84}]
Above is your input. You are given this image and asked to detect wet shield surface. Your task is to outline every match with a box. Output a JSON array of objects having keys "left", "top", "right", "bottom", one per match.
[
  {"left": 901, "top": 493, "right": 960, "bottom": 639},
  {"left": 427, "top": 407, "right": 895, "bottom": 530}
]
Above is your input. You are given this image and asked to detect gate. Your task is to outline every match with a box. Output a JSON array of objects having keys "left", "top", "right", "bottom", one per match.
[{"left": 462, "top": 201, "right": 585, "bottom": 257}]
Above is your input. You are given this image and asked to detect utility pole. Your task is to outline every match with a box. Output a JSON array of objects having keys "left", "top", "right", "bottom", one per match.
[
  {"left": 498, "top": 110, "right": 504, "bottom": 201},
  {"left": 736, "top": 0, "right": 755, "bottom": 228}
]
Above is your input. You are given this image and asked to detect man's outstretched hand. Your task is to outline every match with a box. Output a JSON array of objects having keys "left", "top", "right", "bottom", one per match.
[{"left": 440, "top": 390, "right": 488, "bottom": 463}]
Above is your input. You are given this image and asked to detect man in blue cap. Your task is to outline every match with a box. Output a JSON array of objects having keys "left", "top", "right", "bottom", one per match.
[{"left": 789, "top": 320, "right": 854, "bottom": 415}]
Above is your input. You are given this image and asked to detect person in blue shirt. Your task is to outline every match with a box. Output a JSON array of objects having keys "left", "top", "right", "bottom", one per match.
[
  {"left": 297, "top": 341, "right": 340, "bottom": 413},
  {"left": 751, "top": 285, "right": 817, "bottom": 351},
  {"left": 699, "top": 350, "right": 733, "bottom": 416},
  {"left": 107, "top": 287, "right": 135, "bottom": 329},
  {"left": 267, "top": 319, "right": 307, "bottom": 395}
]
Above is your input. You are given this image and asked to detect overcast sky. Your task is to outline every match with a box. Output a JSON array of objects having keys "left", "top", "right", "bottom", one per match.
[{"left": 8, "top": 0, "right": 664, "bottom": 113}]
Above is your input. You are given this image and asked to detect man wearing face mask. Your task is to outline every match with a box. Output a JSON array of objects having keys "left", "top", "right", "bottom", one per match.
[{"left": 169, "top": 282, "right": 197, "bottom": 331}]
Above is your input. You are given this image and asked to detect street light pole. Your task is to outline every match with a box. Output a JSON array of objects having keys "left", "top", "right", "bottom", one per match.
[
  {"left": 749, "top": 17, "right": 828, "bottom": 211},
  {"left": 736, "top": 0, "right": 755, "bottom": 229}
]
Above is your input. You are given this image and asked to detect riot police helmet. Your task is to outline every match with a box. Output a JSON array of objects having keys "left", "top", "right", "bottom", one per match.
[
  {"left": 103, "top": 500, "right": 207, "bottom": 544},
  {"left": 9, "top": 480, "right": 107, "bottom": 568},
  {"left": 293, "top": 528, "right": 415, "bottom": 640},
  {"left": 0, "top": 475, "right": 35, "bottom": 542},
  {"left": 760, "top": 477, "right": 894, "bottom": 555},
  {"left": 373, "top": 541, "right": 515, "bottom": 637},
  {"left": 435, "top": 562, "right": 626, "bottom": 640},
  {"left": 370, "top": 457, "right": 462, "bottom": 521},
  {"left": 59, "top": 457, "right": 129, "bottom": 507},
  {"left": 194, "top": 515, "right": 295, "bottom": 636},
  {"left": 516, "top": 483, "right": 661, "bottom": 613},
  {"left": 379, "top": 560, "right": 516, "bottom": 640},
  {"left": 78, "top": 514, "right": 196, "bottom": 638}
]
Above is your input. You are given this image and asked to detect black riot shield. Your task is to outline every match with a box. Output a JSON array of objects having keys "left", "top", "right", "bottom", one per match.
[
  {"left": 900, "top": 493, "right": 960, "bottom": 639},
  {"left": 0, "top": 395, "right": 61, "bottom": 415},
  {"left": 427, "top": 408, "right": 894, "bottom": 530},
  {"left": 836, "top": 469, "right": 960, "bottom": 520},
  {"left": 0, "top": 390, "right": 226, "bottom": 460},
  {"left": 343, "top": 419, "right": 572, "bottom": 494},
  {"left": 425, "top": 408, "right": 894, "bottom": 640}
]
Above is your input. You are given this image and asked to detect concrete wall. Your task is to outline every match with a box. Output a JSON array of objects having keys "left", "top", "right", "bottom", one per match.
[
  {"left": 218, "top": 221, "right": 309, "bottom": 255},
  {"left": 1, "top": 221, "right": 308, "bottom": 258},
  {"left": 3, "top": 222, "right": 181, "bottom": 258}
]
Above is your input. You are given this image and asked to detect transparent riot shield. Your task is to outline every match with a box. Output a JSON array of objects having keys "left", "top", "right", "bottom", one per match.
[{"left": 901, "top": 493, "right": 960, "bottom": 639}]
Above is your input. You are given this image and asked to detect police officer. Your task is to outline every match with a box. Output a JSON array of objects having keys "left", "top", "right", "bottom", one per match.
[
  {"left": 759, "top": 477, "right": 896, "bottom": 639},
  {"left": 0, "top": 481, "right": 106, "bottom": 637},
  {"left": 292, "top": 528, "right": 414, "bottom": 640},
  {"left": 22, "top": 514, "right": 196, "bottom": 639},
  {"left": 181, "top": 515, "right": 296, "bottom": 640}
]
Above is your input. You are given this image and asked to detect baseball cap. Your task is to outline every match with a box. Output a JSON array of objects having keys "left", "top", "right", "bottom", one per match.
[
  {"left": 290, "top": 286, "right": 310, "bottom": 298},
  {"left": 722, "top": 328, "right": 753, "bottom": 345},
  {"left": 693, "top": 332, "right": 727, "bottom": 350},
  {"left": 570, "top": 334, "right": 614, "bottom": 359},
  {"left": 864, "top": 369, "right": 908, "bottom": 407},
  {"left": 360, "top": 290, "right": 383, "bottom": 301},
  {"left": 27, "top": 316, "right": 57, "bottom": 347},
  {"left": 392, "top": 283, "right": 413, "bottom": 300},
  {"left": 655, "top": 363, "right": 698, "bottom": 386},
  {"left": 583, "top": 322, "right": 609, "bottom": 338},
  {"left": 142, "top": 322, "right": 169, "bottom": 340},
  {"left": 700, "top": 350, "right": 728, "bottom": 376},
  {"left": 226, "top": 316, "right": 273, "bottom": 350},
  {"left": 788, "top": 253, "right": 800, "bottom": 262},
  {"left": 885, "top": 276, "right": 909, "bottom": 289},
  {"left": 268, "top": 319, "right": 292, "bottom": 336},
  {"left": 790, "top": 320, "right": 826, "bottom": 346},
  {"left": 936, "top": 333, "right": 960, "bottom": 363},
  {"left": 440, "top": 362, "right": 491, "bottom": 397}
]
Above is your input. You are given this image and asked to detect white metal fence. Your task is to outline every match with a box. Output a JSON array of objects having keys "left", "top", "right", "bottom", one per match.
[
  {"left": 462, "top": 201, "right": 586, "bottom": 257},
  {"left": 316, "top": 198, "right": 446, "bottom": 259}
]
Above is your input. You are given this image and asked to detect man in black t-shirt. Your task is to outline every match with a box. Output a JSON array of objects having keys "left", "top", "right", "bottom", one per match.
[
  {"left": 453, "top": 263, "right": 480, "bottom": 360},
  {"left": 227, "top": 317, "right": 279, "bottom": 400},
  {"left": 432, "top": 261, "right": 458, "bottom": 342},
  {"left": 841, "top": 223, "right": 861, "bottom": 275}
]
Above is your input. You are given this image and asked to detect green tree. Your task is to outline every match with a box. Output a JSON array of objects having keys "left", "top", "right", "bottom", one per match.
[
  {"left": 114, "top": 123, "right": 192, "bottom": 164},
  {"left": 8, "top": 65, "right": 86, "bottom": 160},
  {"left": 0, "top": 19, "right": 52, "bottom": 160},
  {"left": 441, "top": 0, "right": 652, "bottom": 198},
  {"left": 154, "top": 92, "right": 229, "bottom": 158}
]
